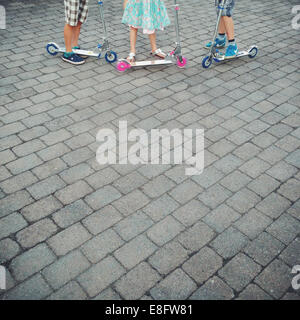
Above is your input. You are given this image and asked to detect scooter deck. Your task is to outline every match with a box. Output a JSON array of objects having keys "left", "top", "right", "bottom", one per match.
[
  {"left": 58, "top": 47, "right": 100, "bottom": 57},
  {"left": 125, "top": 59, "right": 173, "bottom": 67},
  {"left": 215, "top": 50, "right": 250, "bottom": 61}
]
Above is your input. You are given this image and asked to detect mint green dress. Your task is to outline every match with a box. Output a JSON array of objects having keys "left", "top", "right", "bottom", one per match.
[{"left": 122, "top": 0, "right": 170, "bottom": 34}]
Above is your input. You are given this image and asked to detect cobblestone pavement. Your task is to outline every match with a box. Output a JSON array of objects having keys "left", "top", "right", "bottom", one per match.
[{"left": 0, "top": 0, "right": 300, "bottom": 300}]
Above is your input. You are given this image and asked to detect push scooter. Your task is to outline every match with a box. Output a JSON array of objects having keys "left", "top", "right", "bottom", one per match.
[
  {"left": 116, "top": 0, "right": 187, "bottom": 72},
  {"left": 46, "top": 1, "right": 117, "bottom": 63},
  {"left": 202, "top": 0, "right": 258, "bottom": 68}
]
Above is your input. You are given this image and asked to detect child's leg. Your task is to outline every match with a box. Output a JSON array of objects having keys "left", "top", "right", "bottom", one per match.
[
  {"left": 221, "top": 16, "right": 234, "bottom": 41},
  {"left": 72, "top": 22, "right": 82, "bottom": 48},
  {"left": 148, "top": 32, "right": 166, "bottom": 58},
  {"left": 64, "top": 24, "right": 74, "bottom": 53},
  {"left": 130, "top": 26, "right": 138, "bottom": 53},
  {"left": 127, "top": 26, "right": 138, "bottom": 62},
  {"left": 148, "top": 33, "right": 157, "bottom": 53}
]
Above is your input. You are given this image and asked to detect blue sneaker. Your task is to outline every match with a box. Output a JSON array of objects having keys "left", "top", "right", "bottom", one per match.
[
  {"left": 205, "top": 36, "right": 226, "bottom": 49},
  {"left": 225, "top": 43, "right": 238, "bottom": 58},
  {"left": 62, "top": 52, "right": 85, "bottom": 65}
]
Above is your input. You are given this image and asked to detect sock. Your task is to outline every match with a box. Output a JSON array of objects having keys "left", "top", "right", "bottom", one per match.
[
  {"left": 63, "top": 52, "right": 73, "bottom": 58},
  {"left": 218, "top": 33, "right": 226, "bottom": 40},
  {"left": 72, "top": 46, "right": 80, "bottom": 50},
  {"left": 229, "top": 39, "right": 236, "bottom": 46}
]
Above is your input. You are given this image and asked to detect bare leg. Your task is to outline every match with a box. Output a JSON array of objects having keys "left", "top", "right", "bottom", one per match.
[
  {"left": 72, "top": 22, "right": 82, "bottom": 48},
  {"left": 130, "top": 26, "right": 138, "bottom": 54},
  {"left": 148, "top": 32, "right": 157, "bottom": 53},
  {"left": 149, "top": 32, "right": 165, "bottom": 58},
  {"left": 218, "top": 17, "right": 226, "bottom": 34},
  {"left": 222, "top": 16, "right": 234, "bottom": 40},
  {"left": 64, "top": 24, "right": 74, "bottom": 53}
]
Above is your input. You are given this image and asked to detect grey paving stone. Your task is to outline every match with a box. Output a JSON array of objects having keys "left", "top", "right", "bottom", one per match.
[
  {"left": 266, "top": 214, "right": 300, "bottom": 245},
  {"left": 256, "top": 192, "right": 291, "bottom": 219},
  {"left": 0, "top": 149, "right": 16, "bottom": 165},
  {"left": 27, "top": 175, "right": 66, "bottom": 200},
  {"left": 16, "top": 218, "right": 57, "bottom": 249},
  {"left": 178, "top": 221, "right": 215, "bottom": 252},
  {"left": 0, "top": 166, "right": 12, "bottom": 182},
  {"left": 239, "top": 157, "right": 271, "bottom": 178},
  {"left": 198, "top": 184, "right": 232, "bottom": 209},
  {"left": 37, "top": 143, "right": 71, "bottom": 162},
  {"left": 147, "top": 216, "right": 185, "bottom": 247},
  {"left": 40, "top": 128, "right": 71, "bottom": 146},
  {"left": 219, "top": 171, "right": 252, "bottom": 193},
  {"left": 0, "top": 212, "right": 28, "bottom": 240},
  {"left": 277, "top": 178, "right": 300, "bottom": 202},
  {"left": 203, "top": 204, "right": 241, "bottom": 233},
  {"left": 85, "top": 186, "right": 122, "bottom": 211},
  {"left": 266, "top": 161, "right": 298, "bottom": 182},
  {"left": 218, "top": 253, "right": 261, "bottom": 292},
  {"left": 21, "top": 195, "right": 62, "bottom": 222},
  {"left": 52, "top": 199, "right": 93, "bottom": 228},
  {"left": 113, "top": 171, "right": 147, "bottom": 195},
  {"left": 59, "top": 163, "right": 94, "bottom": 184},
  {"left": 192, "top": 165, "right": 224, "bottom": 188},
  {"left": 3, "top": 274, "right": 52, "bottom": 300},
  {"left": 168, "top": 180, "right": 203, "bottom": 205},
  {"left": 149, "top": 241, "right": 189, "bottom": 275},
  {"left": 234, "top": 208, "right": 273, "bottom": 239},
  {"left": 85, "top": 167, "right": 120, "bottom": 189},
  {"left": 47, "top": 281, "right": 88, "bottom": 300},
  {"left": 190, "top": 276, "right": 234, "bottom": 300},
  {"left": 0, "top": 190, "right": 34, "bottom": 218},
  {"left": 244, "top": 232, "right": 285, "bottom": 267},
  {"left": 0, "top": 238, "right": 20, "bottom": 263},
  {"left": 183, "top": 246, "right": 223, "bottom": 284},
  {"left": 143, "top": 194, "right": 179, "bottom": 222},
  {"left": 254, "top": 259, "right": 292, "bottom": 299},
  {"left": 114, "top": 234, "right": 157, "bottom": 270},
  {"left": 237, "top": 284, "right": 273, "bottom": 300},
  {"left": 10, "top": 243, "right": 56, "bottom": 281},
  {"left": 81, "top": 229, "right": 123, "bottom": 263},
  {"left": 141, "top": 175, "right": 175, "bottom": 198},
  {"left": 150, "top": 268, "right": 197, "bottom": 300},
  {"left": 211, "top": 227, "right": 249, "bottom": 259},
  {"left": 172, "top": 199, "right": 210, "bottom": 227},
  {"left": 6, "top": 153, "right": 43, "bottom": 175},
  {"left": 114, "top": 211, "right": 153, "bottom": 241},
  {"left": 226, "top": 188, "right": 261, "bottom": 214},
  {"left": 115, "top": 262, "right": 161, "bottom": 300},
  {"left": 54, "top": 180, "right": 93, "bottom": 205},
  {"left": 82, "top": 205, "right": 122, "bottom": 235},
  {"left": 279, "top": 237, "right": 300, "bottom": 268},
  {"left": 47, "top": 223, "right": 91, "bottom": 256},
  {"left": 112, "top": 189, "right": 150, "bottom": 216},
  {"left": 43, "top": 250, "right": 90, "bottom": 290},
  {"left": 77, "top": 256, "right": 125, "bottom": 297}
]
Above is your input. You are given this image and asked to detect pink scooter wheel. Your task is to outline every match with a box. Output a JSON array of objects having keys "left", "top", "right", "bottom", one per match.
[
  {"left": 177, "top": 56, "right": 187, "bottom": 68},
  {"left": 116, "top": 61, "right": 129, "bottom": 72}
]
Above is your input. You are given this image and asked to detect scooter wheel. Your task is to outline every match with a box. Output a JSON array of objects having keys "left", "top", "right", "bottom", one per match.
[
  {"left": 202, "top": 56, "right": 212, "bottom": 69},
  {"left": 116, "top": 61, "right": 129, "bottom": 72},
  {"left": 177, "top": 56, "right": 187, "bottom": 68},
  {"left": 46, "top": 43, "right": 59, "bottom": 56},
  {"left": 105, "top": 51, "right": 118, "bottom": 63},
  {"left": 248, "top": 47, "right": 258, "bottom": 59}
]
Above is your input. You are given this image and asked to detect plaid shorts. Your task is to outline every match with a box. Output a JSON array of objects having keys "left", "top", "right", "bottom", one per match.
[
  {"left": 64, "top": 0, "right": 89, "bottom": 26},
  {"left": 215, "top": 0, "right": 235, "bottom": 17}
]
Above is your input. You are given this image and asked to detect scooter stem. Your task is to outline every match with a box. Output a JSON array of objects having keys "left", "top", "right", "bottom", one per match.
[
  {"left": 174, "top": 0, "right": 181, "bottom": 47},
  {"left": 209, "top": 0, "right": 227, "bottom": 56},
  {"left": 98, "top": 1, "right": 108, "bottom": 39}
]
